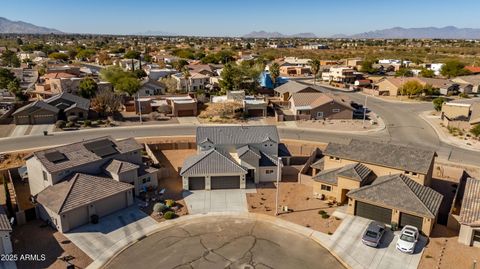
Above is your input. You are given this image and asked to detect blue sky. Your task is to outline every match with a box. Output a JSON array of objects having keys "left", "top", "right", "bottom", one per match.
[{"left": 1, "top": 0, "right": 479, "bottom": 36}]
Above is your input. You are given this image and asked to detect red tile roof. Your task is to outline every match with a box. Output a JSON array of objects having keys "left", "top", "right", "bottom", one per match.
[{"left": 465, "top": 66, "right": 480, "bottom": 74}]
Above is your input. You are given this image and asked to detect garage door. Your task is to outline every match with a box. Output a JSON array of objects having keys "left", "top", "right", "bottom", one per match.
[
  {"left": 399, "top": 212, "right": 423, "bottom": 230},
  {"left": 15, "top": 115, "right": 30, "bottom": 125},
  {"left": 211, "top": 176, "right": 240, "bottom": 189},
  {"left": 178, "top": 110, "right": 194, "bottom": 117},
  {"left": 248, "top": 109, "right": 264, "bottom": 117},
  {"left": 96, "top": 192, "right": 128, "bottom": 217},
  {"left": 188, "top": 177, "right": 205, "bottom": 190},
  {"left": 33, "top": 114, "right": 55, "bottom": 124},
  {"left": 355, "top": 201, "right": 392, "bottom": 224}
]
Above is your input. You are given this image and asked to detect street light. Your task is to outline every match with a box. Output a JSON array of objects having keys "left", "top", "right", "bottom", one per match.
[
  {"left": 137, "top": 92, "right": 143, "bottom": 124},
  {"left": 275, "top": 157, "right": 282, "bottom": 216}
]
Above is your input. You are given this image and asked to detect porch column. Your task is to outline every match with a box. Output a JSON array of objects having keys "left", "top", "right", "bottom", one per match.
[
  {"left": 205, "top": 176, "right": 211, "bottom": 190},
  {"left": 182, "top": 176, "right": 189, "bottom": 190},
  {"left": 240, "top": 174, "right": 246, "bottom": 189}
]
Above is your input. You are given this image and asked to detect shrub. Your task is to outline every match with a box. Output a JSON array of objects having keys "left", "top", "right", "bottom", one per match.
[
  {"left": 318, "top": 210, "right": 327, "bottom": 215},
  {"left": 153, "top": 202, "right": 166, "bottom": 213},
  {"left": 55, "top": 120, "right": 66, "bottom": 128},
  {"left": 163, "top": 211, "right": 176, "bottom": 220},
  {"left": 67, "top": 115, "right": 78, "bottom": 123},
  {"left": 91, "top": 120, "right": 100, "bottom": 126},
  {"left": 165, "top": 199, "right": 175, "bottom": 207},
  {"left": 321, "top": 213, "right": 330, "bottom": 219},
  {"left": 83, "top": 119, "right": 91, "bottom": 127},
  {"left": 459, "top": 92, "right": 470, "bottom": 99},
  {"left": 65, "top": 121, "right": 75, "bottom": 128}
]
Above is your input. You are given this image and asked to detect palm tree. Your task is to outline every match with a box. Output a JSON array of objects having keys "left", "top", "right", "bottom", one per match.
[
  {"left": 309, "top": 59, "right": 321, "bottom": 85},
  {"left": 182, "top": 66, "right": 191, "bottom": 92},
  {"left": 269, "top": 63, "right": 280, "bottom": 88}
]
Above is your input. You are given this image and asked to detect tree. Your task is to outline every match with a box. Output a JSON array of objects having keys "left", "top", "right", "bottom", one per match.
[
  {"left": 308, "top": 59, "right": 320, "bottom": 85},
  {"left": 124, "top": 50, "right": 141, "bottom": 60},
  {"left": 219, "top": 63, "right": 242, "bottom": 94},
  {"left": 182, "top": 66, "right": 191, "bottom": 92},
  {"left": 432, "top": 97, "right": 446, "bottom": 111},
  {"left": 133, "top": 69, "right": 147, "bottom": 79},
  {"left": 161, "top": 77, "right": 179, "bottom": 93},
  {"left": 91, "top": 89, "right": 122, "bottom": 117},
  {"left": 269, "top": 63, "right": 280, "bottom": 88},
  {"left": 0, "top": 68, "right": 16, "bottom": 89},
  {"left": 441, "top": 60, "right": 471, "bottom": 78},
  {"left": 395, "top": 68, "right": 414, "bottom": 77},
  {"left": 115, "top": 77, "right": 141, "bottom": 96},
  {"left": 100, "top": 66, "right": 141, "bottom": 96},
  {"left": 48, "top": 52, "right": 69, "bottom": 61},
  {"left": 78, "top": 77, "right": 98, "bottom": 98},
  {"left": 360, "top": 60, "right": 377, "bottom": 74},
  {"left": 419, "top": 68, "right": 435, "bottom": 78},
  {"left": 470, "top": 124, "right": 480, "bottom": 138},
  {"left": 172, "top": 59, "right": 188, "bottom": 71},
  {"left": 0, "top": 50, "right": 20, "bottom": 67},
  {"left": 399, "top": 80, "right": 424, "bottom": 97},
  {"left": 76, "top": 49, "right": 96, "bottom": 61}
]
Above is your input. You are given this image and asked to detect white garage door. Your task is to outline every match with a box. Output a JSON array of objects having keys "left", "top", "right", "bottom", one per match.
[{"left": 95, "top": 192, "right": 128, "bottom": 217}]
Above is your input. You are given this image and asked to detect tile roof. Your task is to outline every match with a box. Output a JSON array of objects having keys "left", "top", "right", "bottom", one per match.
[
  {"left": 378, "top": 77, "right": 451, "bottom": 89},
  {"left": 324, "top": 139, "right": 436, "bottom": 174},
  {"left": 459, "top": 177, "right": 480, "bottom": 226},
  {"left": 347, "top": 174, "right": 443, "bottom": 218},
  {"left": 453, "top": 74, "right": 480, "bottom": 85},
  {"left": 12, "top": 100, "right": 59, "bottom": 116},
  {"left": 310, "top": 158, "right": 324, "bottom": 170},
  {"left": 103, "top": 159, "right": 139, "bottom": 175},
  {"left": 0, "top": 206, "right": 12, "bottom": 232},
  {"left": 237, "top": 145, "right": 261, "bottom": 159},
  {"left": 36, "top": 173, "right": 133, "bottom": 214},
  {"left": 291, "top": 92, "right": 353, "bottom": 110},
  {"left": 180, "top": 149, "right": 247, "bottom": 176},
  {"left": 196, "top": 125, "right": 280, "bottom": 146},
  {"left": 313, "top": 163, "right": 372, "bottom": 185},
  {"left": 274, "top": 81, "right": 321, "bottom": 94},
  {"left": 44, "top": 72, "right": 77, "bottom": 79},
  {"left": 30, "top": 137, "right": 143, "bottom": 173},
  {"left": 45, "top": 92, "right": 90, "bottom": 111},
  {"left": 464, "top": 66, "right": 480, "bottom": 74}
]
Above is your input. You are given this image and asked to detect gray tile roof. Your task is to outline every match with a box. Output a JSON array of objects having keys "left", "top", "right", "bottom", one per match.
[
  {"left": 347, "top": 174, "right": 443, "bottom": 218},
  {"left": 103, "top": 159, "right": 139, "bottom": 175},
  {"left": 12, "top": 100, "right": 59, "bottom": 116},
  {"left": 310, "top": 158, "right": 325, "bottom": 170},
  {"left": 36, "top": 173, "right": 133, "bottom": 214},
  {"left": 313, "top": 163, "right": 371, "bottom": 185},
  {"left": 459, "top": 177, "right": 480, "bottom": 226},
  {"left": 274, "top": 81, "right": 321, "bottom": 94},
  {"left": 324, "top": 139, "right": 436, "bottom": 174},
  {"left": 237, "top": 145, "right": 261, "bottom": 159},
  {"left": 180, "top": 149, "right": 247, "bottom": 177},
  {"left": 45, "top": 92, "right": 90, "bottom": 111},
  {"left": 30, "top": 137, "right": 143, "bottom": 173},
  {"left": 0, "top": 206, "right": 12, "bottom": 232},
  {"left": 196, "top": 125, "right": 280, "bottom": 145}
]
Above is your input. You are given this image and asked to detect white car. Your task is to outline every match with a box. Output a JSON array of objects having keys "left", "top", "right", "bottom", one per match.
[{"left": 396, "top": 225, "right": 419, "bottom": 254}]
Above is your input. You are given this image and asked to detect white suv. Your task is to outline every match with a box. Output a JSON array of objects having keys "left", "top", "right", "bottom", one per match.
[{"left": 396, "top": 225, "right": 419, "bottom": 254}]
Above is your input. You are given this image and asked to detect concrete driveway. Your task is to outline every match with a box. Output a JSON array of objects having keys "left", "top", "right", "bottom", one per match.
[
  {"left": 321, "top": 215, "right": 426, "bottom": 269},
  {"left": 64, "top": 206, "right": 159, "bottom": 261},
  {"left": 29, "top": 124, "right": 54, "bottom": 135},
  {"left": 183, "top": 188, "right": 256, "bottom": 214}
]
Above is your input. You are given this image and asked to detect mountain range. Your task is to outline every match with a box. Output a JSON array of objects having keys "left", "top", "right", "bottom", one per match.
[
  {"left": 332, "top": 26, "right": 480, "bottom": 39},
  {"left": 131, "top": 30, "right": 176, "bottom": 36},
  {"left": 0, "top": 17, "right": 62, "bottom": 34},
  {"left": 242, "top": 31, "right": 316, "bottom": 38}
]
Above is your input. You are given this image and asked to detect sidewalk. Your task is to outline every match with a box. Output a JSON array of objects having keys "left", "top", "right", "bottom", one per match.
[
  {"left": 419, "top": 111, "right": 480, "bottom": 152},
  {"left": 357, "top": 92, "right": 430, "bottom": 104}
]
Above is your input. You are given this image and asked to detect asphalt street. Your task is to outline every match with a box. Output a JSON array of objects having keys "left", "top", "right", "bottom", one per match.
[
  {"left": 0, "top": 87, "right": 478, "bottom": 166},
  {"left": 104, "top": 216, "right": 344, "bottom": 269}
]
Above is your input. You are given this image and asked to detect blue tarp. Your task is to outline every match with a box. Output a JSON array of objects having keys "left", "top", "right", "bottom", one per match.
[{"left": 259, "top": 71, "right": 289, "bottom": 89}]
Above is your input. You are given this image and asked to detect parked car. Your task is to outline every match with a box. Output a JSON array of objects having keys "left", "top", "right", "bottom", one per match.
[
  {"left": 362, "top": 221, "right": 386, "bottom": 247},
  {"left": 396, "top": 225, "right": 419, "bottom": 254}
]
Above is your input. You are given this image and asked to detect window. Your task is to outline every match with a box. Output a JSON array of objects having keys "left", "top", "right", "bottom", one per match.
[
  {"left": 321, "top": 184, "right": 332, "bottom": 191},
  {"left": 332, "top": 108, "right": 340, "bottom": 113},
  {"left": 265, "top": 169, "right": 274, "bottom": 174},
  {"left": 42, "top": 171, "right": 48, "bottom": 181},
  {"left": 142, "top": 177, "right": 151, "bottom": 184},
  {"left": 316, "top": 112, "right": 324, "bottom": 118},
  {"left": 412, "top": 172, "right": 417, "bottom": 176}
]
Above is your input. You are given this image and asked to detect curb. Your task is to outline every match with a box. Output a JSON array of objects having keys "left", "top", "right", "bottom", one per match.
[{"left": 91, "top": 212, "right": 352, "bottom": 269}]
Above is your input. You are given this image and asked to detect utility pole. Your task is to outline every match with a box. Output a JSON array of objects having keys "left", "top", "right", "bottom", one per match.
[
  {"left": 137, "top": 92, "right": 143, "bottom": 124},
  {"left": 362, "top": 95, "right": 368, "bottom": 128},
  {"left": 275, "top": 157, "right": 282, "bottom": 216}
]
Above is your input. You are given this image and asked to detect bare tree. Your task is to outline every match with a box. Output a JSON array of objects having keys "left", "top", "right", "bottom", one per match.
[{"left": 91, "top": 89, "right": 122, "bottom": 117}]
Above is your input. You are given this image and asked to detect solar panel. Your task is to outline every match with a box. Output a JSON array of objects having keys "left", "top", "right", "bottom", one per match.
[
  {"left": 92, "top": 146, "right": 119, "bottom": 157},
  {"left": 84, "top": 139, "right": 114, "bottom": 151},
  {"left": 45, "top": 151, "right": 68, "bottom": 163}
]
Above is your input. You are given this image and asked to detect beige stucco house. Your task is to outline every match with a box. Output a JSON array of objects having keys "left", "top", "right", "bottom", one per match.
[
  {"left": 457, "top": 177, "right": 480, "bottom": 247},
  {"left": 289, "top": 92, "right": 353, "bottom": 120},
  {"left": 274, "top": 81, "right": 321, "bottom": 101}
]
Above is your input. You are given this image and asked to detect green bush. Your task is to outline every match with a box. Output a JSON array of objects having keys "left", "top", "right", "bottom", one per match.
[
  {"left": 83, "top": 120, "right": 91, "bottom": 127},
  {"left": 163, "top": 211, "right": 176, "bottom": 220},
  {"left": 165, "top": 199, "right": 175, "bottom": 207},
  {"left": 55, "top": 120, "right": 66, "bottom": 128},
  {"left": 321, "top": 213, "right": 330, "bottom": 219},
  {"left": 153, "top": 202, "right": 166, "bottom": 213},
  {"left": 65, "top": 121, "right": 75, "bottom": 128},
  {"left": 318, "top": 210, "right": 327, "bottom": 215}
]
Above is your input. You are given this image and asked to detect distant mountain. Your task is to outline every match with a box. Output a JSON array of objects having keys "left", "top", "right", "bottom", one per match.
[
  {"left": 243, "top": 31, "right": 316, "bottom": 38},
  {"left": 0, "top": 17, "right": 63, "bottom": 34},
  {"left": 332, "top": 26, "right": 480, "bottom": 39},
  {"left": 132, "top": 30, "right": 176, "bottom": 36}
]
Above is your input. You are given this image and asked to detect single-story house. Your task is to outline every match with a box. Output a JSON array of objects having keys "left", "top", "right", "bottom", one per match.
[
  {"left": 346, "top": 174, "right": 443, "bottom": 236},
  {"left": 289, "top": 92, "right": 353, "bottom": 120},
  {"left": 458, "top": 177, "right": 480, "bottom": 247},
  {"left": 274, "top": 81, "right": 321, "bottom": 101},
  {"left": 441, "top": 101, "right": 480, "bottom": 130}
]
